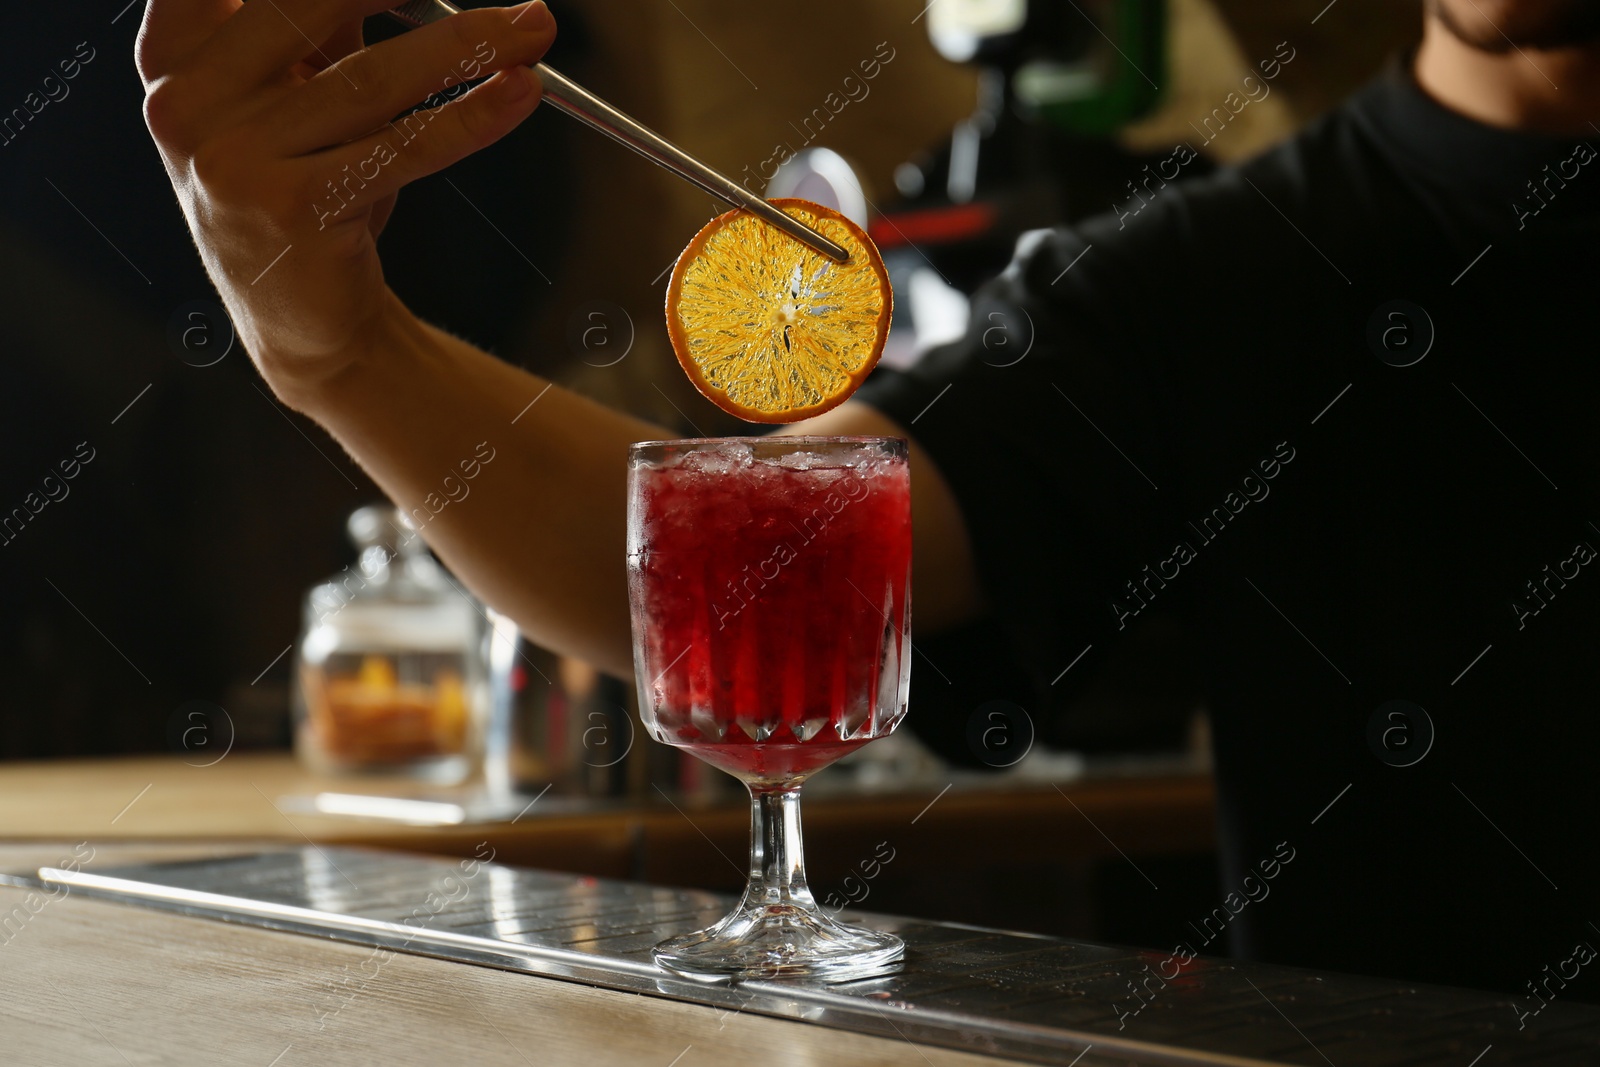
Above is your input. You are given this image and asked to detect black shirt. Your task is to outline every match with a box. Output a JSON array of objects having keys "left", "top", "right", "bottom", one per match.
[{"left": 857, "top": 58, "right": 1600, "bottom": 1001}]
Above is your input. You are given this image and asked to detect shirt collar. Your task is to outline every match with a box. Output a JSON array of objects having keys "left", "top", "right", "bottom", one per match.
[{"left": 1348, "top": 53, "right": 1600, "bottom": 214}]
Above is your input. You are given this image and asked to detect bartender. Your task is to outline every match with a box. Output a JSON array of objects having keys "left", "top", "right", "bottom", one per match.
[{"left": 134, "top": 0, "right": 1600, "bottom": 1000}]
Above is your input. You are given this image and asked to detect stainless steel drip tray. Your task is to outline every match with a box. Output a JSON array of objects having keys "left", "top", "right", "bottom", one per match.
[{"left": 25, "top": 848, "right": 1600, "bottom": 1067}]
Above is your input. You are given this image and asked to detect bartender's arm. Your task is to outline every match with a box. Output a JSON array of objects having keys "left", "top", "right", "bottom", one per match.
[{"left": 136, "top": 0, "right": 983, "bottom": 678}]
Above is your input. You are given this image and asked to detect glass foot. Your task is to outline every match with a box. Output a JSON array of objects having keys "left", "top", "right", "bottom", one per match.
[{"left": 654, "top": 903, "right": 904, "bottom": 982}]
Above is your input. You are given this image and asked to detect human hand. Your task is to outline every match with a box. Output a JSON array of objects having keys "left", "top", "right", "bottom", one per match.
[{"left": 137, "top": 0, "right": 556, "bottom": 397}]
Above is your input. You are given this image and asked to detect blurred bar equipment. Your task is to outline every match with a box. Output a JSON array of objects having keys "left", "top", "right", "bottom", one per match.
[
  {"left": 482, "top": 613, "right": 638, "bottom": 799},
  {"left": 292, "top": 506, "right": 488, "bottom": 783},
  {"left": 287, "top": 506, "right": 737, "bottom": 820}
]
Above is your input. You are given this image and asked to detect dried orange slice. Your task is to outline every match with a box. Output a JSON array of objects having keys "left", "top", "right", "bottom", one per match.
[{"left": 665, "top": 198, "right": 892, "bottom": 424}]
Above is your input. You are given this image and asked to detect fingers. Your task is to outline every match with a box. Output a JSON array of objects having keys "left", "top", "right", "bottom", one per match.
[
  {"left": 304, "top": 67, "right": 543, "bottom": 231},
  {"left": 296, "top": 18, "right": 366, "bottom": 78},
  {"left": 191, "top": 0, "right": 400, "bottom": 89},
  {"left": 136, "top": 0, "right": 238, "bottom": 84},
  {"left": 273, "top": 1, "right": 555, "bottom": 154},
  {"left": 368, "top": 192, "right": 399, "bottom": 242}
]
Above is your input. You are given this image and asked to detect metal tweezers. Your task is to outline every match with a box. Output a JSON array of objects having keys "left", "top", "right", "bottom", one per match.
[{"left": 387, "top": 0, "right": 850, "bottom": 262}]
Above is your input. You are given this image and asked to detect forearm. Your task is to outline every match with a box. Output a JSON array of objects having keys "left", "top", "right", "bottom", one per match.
[
  {"left": 283, "top": 291, "right": 668, "bottom": 678},
  {"left": 269, "top": 295, "right": 985, "bottom": 677},
  {"left": 134, "top": 0, "right": 984, "bottom": 681}
]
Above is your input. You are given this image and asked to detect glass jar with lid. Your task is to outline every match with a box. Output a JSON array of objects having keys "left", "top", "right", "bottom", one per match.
[{"left": 293, "top": 505, "right": 486, "bottom": 782}]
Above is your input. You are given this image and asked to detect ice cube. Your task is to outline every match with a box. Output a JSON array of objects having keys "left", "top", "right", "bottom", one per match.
[
  {"left": 769, "top": 444, "right": 884, "bottom": 473},
  {"left": 772, "top": 449, "right": 829, "bottom": 470},
  {"left": 679, "top": 441, "right": 754, "bottom": 474}
]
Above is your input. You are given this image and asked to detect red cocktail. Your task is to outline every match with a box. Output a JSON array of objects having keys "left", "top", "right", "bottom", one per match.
[{"left": 627, "top": 436, "right": 911, "bottom": 980}]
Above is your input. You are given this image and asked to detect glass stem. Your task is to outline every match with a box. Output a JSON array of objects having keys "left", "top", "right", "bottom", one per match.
[{"left": 745, "top": 784, "right": 817, "bottom": 912}]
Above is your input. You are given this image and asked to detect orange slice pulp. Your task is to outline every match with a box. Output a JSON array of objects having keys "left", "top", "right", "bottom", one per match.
[{"left": 665, "top": 198, "right": 892, "bottom": 424}]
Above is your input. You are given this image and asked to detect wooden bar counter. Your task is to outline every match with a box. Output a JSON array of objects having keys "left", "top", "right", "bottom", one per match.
[
  {"left": 0, "top": 746, "right": 1210, "bottom": 1067},
  {"left": 0, "top": 753, "right": 1216, "bottom": 906},
  {"left": 9, "top": 838, "right": 1600, "bottom": 1067},
  {"left": 0, "top": 843, "right": 1020, "bottom": 1067}
]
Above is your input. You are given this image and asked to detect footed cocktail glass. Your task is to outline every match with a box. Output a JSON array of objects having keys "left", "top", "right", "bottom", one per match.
[{"left": 626, "top": 436, "right": 911, "bottom": 981}]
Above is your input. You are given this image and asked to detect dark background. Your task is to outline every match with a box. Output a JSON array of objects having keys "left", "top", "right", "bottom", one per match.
[{"left": 0, "top": 0, "right": 1417, "bottom": 759}]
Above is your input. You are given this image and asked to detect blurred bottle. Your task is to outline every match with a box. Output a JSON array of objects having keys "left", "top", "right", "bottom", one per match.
[
  {"left": 483, "top": 615, "right": 732, "bottom": 802},
  {"left": 483, "top": 627, "right": 643, "bottom": 799},
  {"left": 292, "top": 506, "right": 488, "bottom": 782}
]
